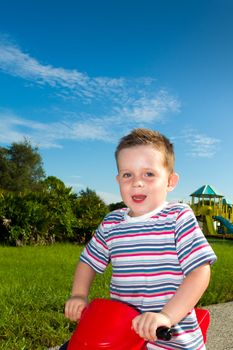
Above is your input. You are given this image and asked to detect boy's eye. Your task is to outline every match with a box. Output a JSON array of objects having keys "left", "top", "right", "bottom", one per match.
[
  {"left": 122, "top": 172, "right": 132, "bottom": 178},
  {"left": 145, "top": 172, "right": 154, "bottom": 177}
]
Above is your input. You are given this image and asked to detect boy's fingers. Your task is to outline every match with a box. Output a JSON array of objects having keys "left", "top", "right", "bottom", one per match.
[
  {"left": 148, "top": 321, "right": 157, "bottom": 341},
  {"left": 64, "top": 301, "right": 86, "bottom": 322},
  {"left": 132, "top": 313, "right": 157, "bottom": 341},
  {"left": 132, "top": 315, "right": 140, "bottom": 333},
  {"left": 137, "top": 318, "right": 147, "bottom": 338},
  {"left": 64, "top": 301, "right": 76, "bottom": 320},
  {"left": 76, "top": 305, "right": 85, "bottom": 319},
  {"left": 133, "top": 314, "right": 147, "bottom": 338}
]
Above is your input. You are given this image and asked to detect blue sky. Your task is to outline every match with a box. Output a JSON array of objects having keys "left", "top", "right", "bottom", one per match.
[{"left": 0, "top": 0, "right": 233, "bottom": 204}]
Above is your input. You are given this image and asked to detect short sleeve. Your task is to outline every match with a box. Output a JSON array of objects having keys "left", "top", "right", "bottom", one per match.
[
  {"left": 80, "top": 222, "right": 110, "bottom": 274},
  {"left": 175, "top": 205, "right": 217, "bottom": 276}
]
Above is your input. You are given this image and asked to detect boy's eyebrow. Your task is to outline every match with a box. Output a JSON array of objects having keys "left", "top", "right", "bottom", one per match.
[
  {"left": 118, "top": 169, "right": 131, "bottom": 172},
  {"left": 119, "top": 167, "right": 157, "bottom": 172}
]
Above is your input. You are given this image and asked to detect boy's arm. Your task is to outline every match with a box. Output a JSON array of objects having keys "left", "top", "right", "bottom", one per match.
[
  {"left": 161, "top": 263, "right": 210, "bottom": 325},
  {"left": 65, "top": 261, "right": 96, "bottom": 321},
  {"left": 132, "top": 263, "right": 210, "bottom": 341},
  {"left": 71, "top": 261, "right": 96, "bottom": 297}
]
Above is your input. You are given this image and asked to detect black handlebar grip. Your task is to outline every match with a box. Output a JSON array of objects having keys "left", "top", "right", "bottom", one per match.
[{"left": 156, "top": 326, "right": 174, "bottom": 341}]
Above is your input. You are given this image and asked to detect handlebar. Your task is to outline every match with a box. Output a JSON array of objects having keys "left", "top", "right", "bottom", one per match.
[{"left": 156, "top": 326, "right": 174, "bottom": 341}]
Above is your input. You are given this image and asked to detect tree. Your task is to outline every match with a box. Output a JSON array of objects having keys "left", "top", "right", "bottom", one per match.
[
  {"left": 41, "top": 176, "right": 78, "bottom": 241},
  {"left": 75, "top": 188, "right": 109, "bottom": 243},
  {"left": 108, "top": 201, "right": 125, "bottom": 211},
  {"left": 0, "top": 140, "right": 110, "bottom": 245},
  {"left": 0, "top": 139, "right": 45, "bottom": 192},
  {"left": 0, "top": 177, "right": 79, "bottom": 245}
]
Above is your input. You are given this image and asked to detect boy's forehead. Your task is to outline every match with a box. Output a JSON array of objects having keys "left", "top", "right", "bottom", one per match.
[
  {"left": 116, "top": 142, "right": 174, "bottom": 174},
  {"left": 117, "top": 144, "right": 163, "bottom": 156},
  {"left": 117, "top": 145, "right": 165, "bottom": 165}
]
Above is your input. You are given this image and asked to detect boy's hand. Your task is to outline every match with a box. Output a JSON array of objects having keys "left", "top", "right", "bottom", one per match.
[
  {"left": 64, "top": 295, "right": 88, "bottom": 322},
  {"left": 132, "top": 312, "right": 172, "bottom": 342}
]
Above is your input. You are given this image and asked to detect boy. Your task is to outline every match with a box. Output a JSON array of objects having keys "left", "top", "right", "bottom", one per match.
[{"left": 64, "top": 128, "right": 216, "bottom": 349}]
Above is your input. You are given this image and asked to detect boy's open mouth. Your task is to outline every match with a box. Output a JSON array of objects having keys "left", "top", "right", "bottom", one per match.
[{"left": 132, "top": 195, "right": 147, "bottom": 203}]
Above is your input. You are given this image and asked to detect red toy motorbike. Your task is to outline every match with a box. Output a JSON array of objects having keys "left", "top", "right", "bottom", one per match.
[{"left": 64, "top": 298, "right": 210, "bottom": 350}]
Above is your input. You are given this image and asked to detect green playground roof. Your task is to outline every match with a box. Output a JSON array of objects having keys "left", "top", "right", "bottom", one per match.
[{"left": 190, "top": 184, "right": 224, "bottom": 198}]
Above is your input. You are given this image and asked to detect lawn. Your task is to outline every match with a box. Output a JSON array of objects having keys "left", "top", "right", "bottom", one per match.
[{"left": 0, "top": 239, "right": 232, "bottom": 349}]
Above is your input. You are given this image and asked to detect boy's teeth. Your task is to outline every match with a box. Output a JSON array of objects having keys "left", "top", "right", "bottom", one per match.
[{"left": 132, "top": 195, "right": 146, "bottom": 200}]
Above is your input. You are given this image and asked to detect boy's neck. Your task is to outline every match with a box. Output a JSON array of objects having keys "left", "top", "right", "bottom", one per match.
[{"left": 126, "top": 202, "right": 168, "bottom": 222}]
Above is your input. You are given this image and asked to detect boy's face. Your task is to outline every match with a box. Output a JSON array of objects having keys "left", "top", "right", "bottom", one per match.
[{"left": 116, "top": 145, "right": 178, "bottom": 217}]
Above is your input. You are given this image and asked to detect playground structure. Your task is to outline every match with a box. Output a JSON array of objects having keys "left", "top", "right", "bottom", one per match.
[{"left": 190, "top": 185, "right": 233, "bottom": 237}]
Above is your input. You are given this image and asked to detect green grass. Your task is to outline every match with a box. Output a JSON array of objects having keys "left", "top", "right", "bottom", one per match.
[
  {"left": 0, "top": 239, "right": 232, "bottom": 349},
  {"left": 0, "top": 244, "right": 111, "bottom": 350},
  {"left": 200, "top": 239, "right": 233, "bottom": 305}
]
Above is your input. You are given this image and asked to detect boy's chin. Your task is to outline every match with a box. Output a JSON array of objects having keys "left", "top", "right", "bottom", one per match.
[{"left": 128, "top": 208, "right": 148, "bottom": 217}]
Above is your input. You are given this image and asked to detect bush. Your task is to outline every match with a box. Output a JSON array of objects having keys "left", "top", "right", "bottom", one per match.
[
  {"left": 0, "top": 183, "right": 109, "bottom": 245},
  {"left": 0, "top": 183, "right": 78, "bottom": 245}
]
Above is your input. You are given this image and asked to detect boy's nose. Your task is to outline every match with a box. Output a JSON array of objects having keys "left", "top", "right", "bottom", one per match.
[{"left": 132, "top": 178, "right": 144, "bottom": 187}]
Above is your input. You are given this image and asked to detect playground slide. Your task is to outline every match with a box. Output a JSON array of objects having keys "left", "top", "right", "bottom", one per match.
[
  {"left": 214, "top": 216, "right": 233, "bottom": 234},
  {"left": 205, "top": 215, "right": 216, "bottom": 235}
]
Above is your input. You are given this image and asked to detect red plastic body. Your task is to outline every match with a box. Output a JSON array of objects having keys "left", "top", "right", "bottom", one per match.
[
  {"left": 67, "top": 299, "right": 145, "bottom": 350},
  {"left": 195, "top": 308, "right": 210, "bottom": 344},
  {"left": 67, "top": 299, "right": 210, "bottom": 350}
]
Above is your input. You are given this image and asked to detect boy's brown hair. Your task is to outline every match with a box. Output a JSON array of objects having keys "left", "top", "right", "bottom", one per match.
[{"left": 115, "top": 128, "right": 175, "bottom": 174}]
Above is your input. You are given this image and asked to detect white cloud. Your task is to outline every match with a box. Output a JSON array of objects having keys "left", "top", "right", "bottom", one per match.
[
  {"left": 66, "top": 182, "right": 85, "bottom": 191},
  {"left": 0, "top": 110, "right": 112, "bottom": 148},
  {"left": 181, "top": 128, "right": 221, "bottom": 158},
  {"left": 119, "top": 90, "right": 180, "bottom": 123},
  {"left": 63, "top": 179, "right": 122, "bottom": 204},
  {"left": 97, "top": 191, "right": 122, "bottom": 205},
  {"left": 0, "top": 39, "right": 181, "bottom": 146},
  {"left": 0, "top": 103, "right": 181, "bottom": 148},
  {"left": 61, "top": 120, "right": 111, "bottom": 142},
  {"left": 0, "top": 40, "right": 125, "bottom": 102},
  {"left": 0, "top": 39, "right": 180, "bottom": 108}
]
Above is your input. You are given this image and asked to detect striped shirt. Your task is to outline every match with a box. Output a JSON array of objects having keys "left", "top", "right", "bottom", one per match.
[{"left": 80, "top": 202, "right": 217, "bottom": 349}]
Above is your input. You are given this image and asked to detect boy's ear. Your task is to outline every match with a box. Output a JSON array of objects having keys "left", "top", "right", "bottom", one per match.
[{"left": 167, "top": 172, "right": 179, "bottom": 192}]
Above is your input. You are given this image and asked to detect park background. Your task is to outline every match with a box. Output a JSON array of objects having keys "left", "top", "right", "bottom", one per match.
[
  {"left": 0, "top": 0, "right": 233, "bottom": 204},
  {"left": 1, "top": 0, "right": 233, "bottom": 349}
]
